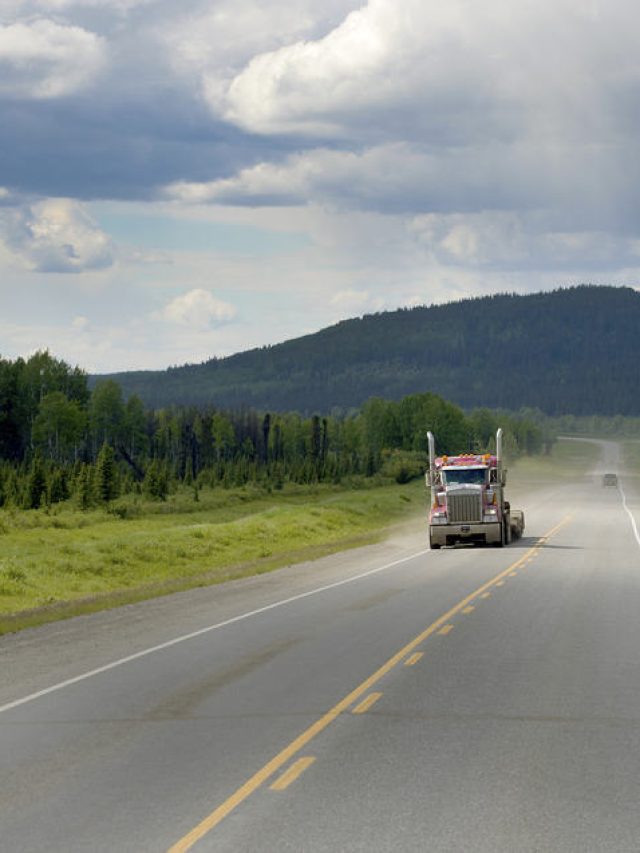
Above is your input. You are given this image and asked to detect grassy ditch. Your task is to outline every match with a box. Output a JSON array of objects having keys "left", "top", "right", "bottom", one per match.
[{"left": 0, "top": 480, "right": 426, "bottom": 634}]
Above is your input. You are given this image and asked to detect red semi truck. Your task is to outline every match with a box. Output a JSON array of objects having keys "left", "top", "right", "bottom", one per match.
[{"left": 427, "top": 428, "right": 524, "bottom": 549}]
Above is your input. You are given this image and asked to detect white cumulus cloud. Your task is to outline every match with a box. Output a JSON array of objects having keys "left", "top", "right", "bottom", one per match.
[
  {"left": 210, "top": 0, "right": 640, "bottom": 153},
  {"left": 71, "top": 314, "right": 89, "bottom": 329},
  {"left": 158, "top": 289, "right": 236, "bottom": 330},
  {"left": 1, "top": 198, "right": 115, "bottom": 272},
  {"left": 330, "top": 289, "right": 384, "bottom": 315},
  {"left": 0, "top": 18, "right": 106, "bottom": 99},
  {"left": 162, "top": 1, "right": 361, "bottom": 100},
  {"left": 410, "top": 211, "right": 640, "bottom": 272},
  {"left": 221, "top": 0, "right": 405, "bottom": 136}
]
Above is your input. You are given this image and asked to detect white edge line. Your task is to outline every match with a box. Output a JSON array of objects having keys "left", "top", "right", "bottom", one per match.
[
  {"left": 0, "top": 548, "right": 430, "bottom": 716},
  {"left": 619, "top": 482, "right": 640, "bottom": 549}
]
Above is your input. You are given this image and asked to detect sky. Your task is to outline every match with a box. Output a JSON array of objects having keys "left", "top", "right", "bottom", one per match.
[{"left": 1, "top": 0, "right": 639, "bottom": 373}]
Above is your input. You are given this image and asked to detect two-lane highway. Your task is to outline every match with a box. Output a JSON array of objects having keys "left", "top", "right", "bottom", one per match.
[{"left": 2, "top": 441, "right": 640, "bottom": 852}]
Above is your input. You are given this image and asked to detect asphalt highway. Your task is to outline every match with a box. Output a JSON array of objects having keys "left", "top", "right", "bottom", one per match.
[{"left": 2, "top": 441, "right": 640, "bottom": 852}]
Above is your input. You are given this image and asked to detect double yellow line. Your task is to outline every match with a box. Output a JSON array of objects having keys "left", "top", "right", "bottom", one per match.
[{"left": 168, "top": 514, "right": 571, "bottom": 852}]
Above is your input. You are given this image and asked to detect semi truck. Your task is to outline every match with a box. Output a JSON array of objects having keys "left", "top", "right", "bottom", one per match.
[{"left": 427, "top": 428, "right": 524, "bottom": 549}]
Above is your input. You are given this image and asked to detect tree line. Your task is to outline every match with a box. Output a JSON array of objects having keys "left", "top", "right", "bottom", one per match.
[{"left": 0, "top": 351, "right": 545, "bottom": 510}]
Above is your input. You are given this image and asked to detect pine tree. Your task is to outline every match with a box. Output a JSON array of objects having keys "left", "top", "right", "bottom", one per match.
[
  {"left": 48, "top": 467, "right": 69, "bottom": 504},
  {"left": 143, "top": 460, "right": 168, "bottom": 501},
  {"left": 25, "top": 453, "right": 47, "bottom": 509},
  {"left": 75, "top": 464, "right": 95, "bottom": 511},
  {"left": 95, "top": 443, "right": 119, "bottom": 502}
]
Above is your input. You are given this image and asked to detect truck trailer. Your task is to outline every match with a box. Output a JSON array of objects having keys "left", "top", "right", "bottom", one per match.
[{"left": 427, "top": 428, "right": 524, "bottom": 549}]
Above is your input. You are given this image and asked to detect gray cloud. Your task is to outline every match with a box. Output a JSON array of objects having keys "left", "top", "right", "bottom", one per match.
[
  {"left": 160, "top": 0, "right": 640, "bottom": 277},
  {"left": 1, "top": 0, "right": 640, "bottom": 295}
]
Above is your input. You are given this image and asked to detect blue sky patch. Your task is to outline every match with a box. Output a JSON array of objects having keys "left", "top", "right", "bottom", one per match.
[{"left": 94, "top": 212, "right": 310, "bottom": 256}]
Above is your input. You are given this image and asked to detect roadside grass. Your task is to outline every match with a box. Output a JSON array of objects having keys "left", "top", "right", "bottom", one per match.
[
  {"left": 0, "top": 480, "right": 426, "bottom": 634},
  {"left": 507, "top": 437, "right": 601, "bottom": 490},
  {"left": 622, "top": 441, "right": 640, "bottom": 471},
  {"left": 622, "top": 442, "right": 640, "bottom": 493}
]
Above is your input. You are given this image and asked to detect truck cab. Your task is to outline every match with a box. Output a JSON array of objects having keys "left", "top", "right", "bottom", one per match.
[{"left": 427, "top": 430, "right": 524, "bottom": 549}]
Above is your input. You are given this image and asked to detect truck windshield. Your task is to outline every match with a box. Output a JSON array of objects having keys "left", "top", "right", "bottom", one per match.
[{"left": 443, "top": 468, "right": 487, "bottom": 485}]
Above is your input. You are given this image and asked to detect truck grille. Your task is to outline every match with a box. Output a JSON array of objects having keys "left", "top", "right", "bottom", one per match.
[{"left": 447, "top": 492, "right": 482, "bottom": 523}]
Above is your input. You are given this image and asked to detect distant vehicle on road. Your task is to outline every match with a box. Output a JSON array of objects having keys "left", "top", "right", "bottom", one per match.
[{"left": 602, "top": 473, "right": 618, "bottom": 487}]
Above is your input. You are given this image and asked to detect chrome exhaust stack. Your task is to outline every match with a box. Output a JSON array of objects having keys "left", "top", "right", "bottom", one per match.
[
  {"left": 427, "top": 431, "right": 436, "bottom": 501},
  {"left": 496, "top": 427, "right": 506, "bottom": 486}
]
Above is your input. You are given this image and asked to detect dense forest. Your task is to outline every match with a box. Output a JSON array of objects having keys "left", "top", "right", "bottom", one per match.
[
  {"left": 97, "top": 286, "right": 640, "bottom": 416},
  {"left": 0, "top": 351, "right": 544, "bottom": 510}
]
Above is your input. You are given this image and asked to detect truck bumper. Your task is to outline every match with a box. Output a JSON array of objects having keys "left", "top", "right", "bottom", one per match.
[{"left": 429, "top": 522, "right": 502, "bottom": 547}]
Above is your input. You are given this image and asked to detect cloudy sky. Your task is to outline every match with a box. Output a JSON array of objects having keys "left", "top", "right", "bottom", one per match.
[{"left": 1, "top": 0, "right": 639, "bottom": 372}]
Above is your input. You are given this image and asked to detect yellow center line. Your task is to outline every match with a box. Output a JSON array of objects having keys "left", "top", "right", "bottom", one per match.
[
  {"left": 438, "top": 624, "right": 454, "bottom": 635},
  {"left": 404, "top": 652, "right": 423, "bottom": 667},
  {"left": 352, "top": 692, "right": 383, "bottom": 714},
  {"left": 509, "top": 572, "right": 518, "bottom": 577},
  {"left": 480, "top": 592, "right": 491, "bottom": 599},
  {"left": 461, "top": 606, "right": 475, "bottom": 615},
  {"left": 269, "top": 757, "right": 316, "bottom": 792},
  {"left": 167, "top": 514, "right": 571, "bottom": 852}
]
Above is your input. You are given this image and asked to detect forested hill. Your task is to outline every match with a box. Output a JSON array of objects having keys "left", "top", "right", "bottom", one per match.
[{"left": 97, "top": 285, "right": 640, "bottom": 416}]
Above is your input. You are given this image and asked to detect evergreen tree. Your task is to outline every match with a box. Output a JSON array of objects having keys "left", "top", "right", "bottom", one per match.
[
  {"left": 95, "top": 443, "right": 119, "bottom": 502},
  {"left": 25, "top": 453, "right": 47, "bottom": 509},
  {"left": 262, "top": 413, "right": 271, "bottom": 463},
  {"left": 2, "top": 467, "right": 20, "bottom": 507},
  {"left": 75, "top": 464, "right": 95, "bottom": 511},
  {"left": 48, "top": 467, "right": 69, "bottom": 504},
  {"left": 143, "top": 460, "right": 168, "bottom": 500}
]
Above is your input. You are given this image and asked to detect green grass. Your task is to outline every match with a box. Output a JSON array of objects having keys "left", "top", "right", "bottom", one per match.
[
  {"left": 507, "top": 437, "right": 601, "bottom": 489},
  {"left": 623, "top": 441, "right": 640, "bottom": 468},
  {"left": 622, "top": 441, "right": 640, "bottom": 485},
  {"left": 0, "top": 480, "right": 426, "bottom": 634}
]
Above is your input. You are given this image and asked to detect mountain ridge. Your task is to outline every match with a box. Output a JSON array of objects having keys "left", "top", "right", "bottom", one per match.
[{"left": 95, "top": 285, "right": 640, "bottom": 416}]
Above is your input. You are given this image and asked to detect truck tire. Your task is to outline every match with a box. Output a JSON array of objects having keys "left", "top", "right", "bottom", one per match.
[
  {"left": 510, "top": 510, "right": 525, "bottom": 540},
  {"left": 492, "top": 524, "right": 505, "bottom": 547},
  {"left": 429, "top": 533, "right": 441, "bottom": 550}
]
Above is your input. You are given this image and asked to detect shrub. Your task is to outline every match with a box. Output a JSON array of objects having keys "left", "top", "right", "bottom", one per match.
[{"left": 380, "top": 449, "right": 426, "bottom": 484}]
